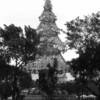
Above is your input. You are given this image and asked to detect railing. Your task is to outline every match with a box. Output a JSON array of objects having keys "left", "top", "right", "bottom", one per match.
[{"left": 22, "top": 95, "right": 97, "bottom": 100}]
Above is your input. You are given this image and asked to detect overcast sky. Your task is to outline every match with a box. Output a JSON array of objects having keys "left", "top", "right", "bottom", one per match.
[
  {"left": 1, "top": 0, "right": 100, "bottom": 29},
  {"left": 0, "top": 0, "right": 100, "bottom": 61}
]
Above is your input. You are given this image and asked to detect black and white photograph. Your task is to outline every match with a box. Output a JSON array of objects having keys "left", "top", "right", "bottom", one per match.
[{"left": 0, "top": 0, "right": 100, "bottom": 100}]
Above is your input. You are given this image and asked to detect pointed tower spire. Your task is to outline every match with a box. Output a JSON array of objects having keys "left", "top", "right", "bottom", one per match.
[
  {"left": 44, "top": 0, "right": 52, "bottom": 11},
  {"left": 24, "top": 0, "right": 69, "bottom": 83},
  {"left": 38, "top": 0, "right": 56, "bottom": 24},
  {"left": 35, "top": 0, "right": 68, "bottom": 72}
]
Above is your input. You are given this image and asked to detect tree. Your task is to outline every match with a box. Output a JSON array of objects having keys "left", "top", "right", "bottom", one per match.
[
  {"left": 17, "top": 70, "right": 33, "bottom": 89},
  {"left": 65, "top": 12, "right": 100, "bottom": 99},
  {"left": 66, "top": 12, "right": 100, "bottom": 52},
  {"left": 0, "top": 55, "right": 13, "bottom": 81},
  {"left": 0, "top": 60, "right": 33, "bottom": 100},
  {"left": 68, "top": 41, "right": 100, "bottom": 99},
  {"left": 38, "top": 58, "right": 58, "bottom": 97},
  {"left": 0, "top": 24, "right": 23, "bottom": 67},
  {"left": 0, "top": 24, "right": 40, "bottom": 100},
  {"left": 59, "top": 81, "right": 87, "bottom": 97},
  {"left": 24, "top": 26, "right": 40, "bottom": 64},
  {"left": 0, "top": 24, "right": 39, "bottom": 68},
  {"left": 70, "top": 40, "right": 100, "bottom": 79}
]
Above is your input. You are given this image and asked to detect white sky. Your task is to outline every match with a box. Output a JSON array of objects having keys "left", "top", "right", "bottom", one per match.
[
  {"left": 0, "top": 0, "right": 100, "bottom": 28},
  {"left": 0, "top": 0, "right": 100, "bottom": 61}
]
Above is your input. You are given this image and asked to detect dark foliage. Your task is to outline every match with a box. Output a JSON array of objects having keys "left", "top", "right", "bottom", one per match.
[
  {"left": 0, "top": 24, "right": 40, "bottom": 100},
  {"left": 66, "top": 12, "right": 100, "bottom": 52},
  {"left": 0, "top": 24, "right": 40, "bottom": 67},
  {"left": 65, "top": 12, "right": 100, "bottom": 98},
  {"left": 0, "top": 57, "right": 33, "bottom": 100},
  {"left": 38, "top": 58, "right": 58, "bottom": 95}
]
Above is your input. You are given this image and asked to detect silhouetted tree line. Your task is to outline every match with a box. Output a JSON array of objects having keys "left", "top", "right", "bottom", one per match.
[
  {"left": 65, "top": 12, "right": 100, "bottom": 99},
  {"left": 0, "top": 55, "right": 33, "bottom": 100},
  {"left": 0, "top": 24, "right": 40, "bottom": 100}
]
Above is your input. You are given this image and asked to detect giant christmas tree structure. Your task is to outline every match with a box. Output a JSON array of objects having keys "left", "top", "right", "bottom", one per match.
[{"left": 25, "top": 0, "right": 69, "bottom": 74}]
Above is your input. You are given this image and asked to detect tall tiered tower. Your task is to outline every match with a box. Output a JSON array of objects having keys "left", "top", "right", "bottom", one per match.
[
  {"left": 25, "top": 0, "right": 68, "bottom": 76},
  {"left": 35, "top": 0, "right": 68, "bottom": 72}
]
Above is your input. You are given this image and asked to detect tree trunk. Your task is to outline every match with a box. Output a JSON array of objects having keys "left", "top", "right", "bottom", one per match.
[{"left": 12, "top": 74, "right": 20, "bottom": 100}]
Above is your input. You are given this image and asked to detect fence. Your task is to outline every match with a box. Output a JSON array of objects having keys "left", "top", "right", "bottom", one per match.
[{"left": 23, "top": 95, "right": 96, "bottom": 100}]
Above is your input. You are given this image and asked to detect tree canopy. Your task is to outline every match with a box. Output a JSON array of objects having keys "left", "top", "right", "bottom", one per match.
[
  {"left": 0, "top": 24, "right": 39, "bottom": 68},
  {"left": 66, "top": 12, "right": 100, "bottom": 53},
  {"left": 0, "top": 24, "right": 40, "bottom": 100},
  {"left": 65, "top": 12, "right": 100, "bottom": 97}
]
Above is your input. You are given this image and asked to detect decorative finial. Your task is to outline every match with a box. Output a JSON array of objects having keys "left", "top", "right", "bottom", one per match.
[{"left": 44, "top": 0, "right": 52, "bottom": 11}]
